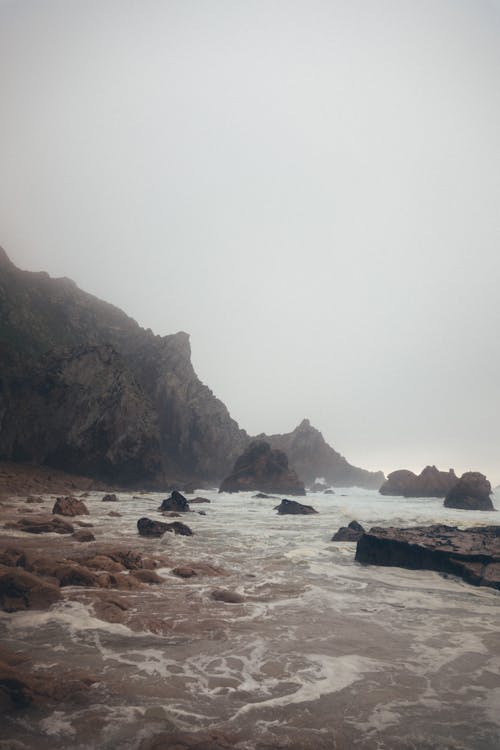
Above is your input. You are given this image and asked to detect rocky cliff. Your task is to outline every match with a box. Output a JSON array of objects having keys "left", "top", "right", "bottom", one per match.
[
  {"left": 0, "top": 248, "right": 247, "bottom": 485},
  {"left": 256, "top": 419, "right": 384, "bottom": 489}
]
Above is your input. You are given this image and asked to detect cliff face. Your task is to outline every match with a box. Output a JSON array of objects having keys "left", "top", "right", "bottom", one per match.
[
  {"left": 0, "top": 248, "right": 247, "bottom": 484},
  {"left": 257, "top": 419, "right": 384, "bottom": 489}
]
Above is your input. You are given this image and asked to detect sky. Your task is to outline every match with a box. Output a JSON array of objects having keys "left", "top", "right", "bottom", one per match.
[{"left": 1, "top": 0, "right": 499, "bottom": 482}]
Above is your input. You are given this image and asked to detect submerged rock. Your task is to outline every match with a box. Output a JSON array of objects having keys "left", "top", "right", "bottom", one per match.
[
  {"left": 5, "top": 516, "right": 74, "bottom": 535},
  {"left": 158, "top": 490, "right": 190, "bottom": 513},
  {"left": 72, "top": 530, "right": 95, "bottom": 542},
  {"left": 355, "top": 524, "right": 500, "bottom": 589},
  {"left": 274, "top": 498, "right": 318, "bottom": 515},
  {"left": 444, "top": 472, "right": 495, "bottom": 511},
  {"left": 211, "top": 588, "right": 244, "bottom": 604},
  {"left": 219, "top": 440, "right": 305, "bottom": 496},
  {"left": 102, "top": 493, "right": 119, "bottom": 502},
  {"left": 331, "top": 520, "right": 364, "bottom": 541},
  {"left": 379, "top": 466, "right": 458, "bottom": 497},
  {"left": 0, "top": 566, "right": 61, "bottom": 612},
  {"left": 53, "top": 496, "right": 89, "bottom": 516},
  {"left": 189, "top": 496, "right": 211, "bottom": 504}
]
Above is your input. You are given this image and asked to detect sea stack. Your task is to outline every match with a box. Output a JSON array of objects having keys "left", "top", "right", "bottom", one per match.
[{"left": 219, "top": 440, "right": 305, "bottom": 496}]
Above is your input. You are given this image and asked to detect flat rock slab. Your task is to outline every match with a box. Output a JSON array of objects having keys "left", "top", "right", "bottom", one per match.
[{"left": 355, "top": 524, "right": 500, "bottom": 590}]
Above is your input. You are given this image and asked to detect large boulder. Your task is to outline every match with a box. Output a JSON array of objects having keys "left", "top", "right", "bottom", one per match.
[
  {"left": 274, "top": 498, "right": 318, "bottom": 515},
  {"left": 158, "top": 490, "right": 190, "bottom": 512},
  {"left": 355, "top": 524, "right": 500, "bottom": 589},
  {"left": 379, "top": 466, "right": 458, "bottom": 497},
  {"left": 331, "top": 520, "right": 364, "bottom": 541},
  {"left": 219, "top": 441, "right": 305, "bottom": 496},
  {"left": 444, "top": 472, "right": 494, "bottom": 511},
  {"left": 0, "top": 566, "right": 61, "bottom": 612},
  {"left": 52, "top": 496, "right": 89, "bottom": 516},
  {"left": 137, "top": 517, "right": 193, "bottom": 537}
]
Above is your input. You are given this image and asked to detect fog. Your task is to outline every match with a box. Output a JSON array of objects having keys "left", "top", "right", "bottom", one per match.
[{"left": 1, "top": 0, "right": 499, "bottom": 481}]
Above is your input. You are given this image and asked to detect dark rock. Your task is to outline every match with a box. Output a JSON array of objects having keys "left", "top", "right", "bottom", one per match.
[
  {"left": 252, "top": 492, "right": 276, "bottom": 499},
  {"left": 172, "top": 563, "right": 225, "bottom": 578},
  {"left": 256, "top": 419, "right": 384, "bottom": 489},
  {"left": 355, "top": 524, "right": 500, "bottom": 590},
  {"left": 189, "top": 496, "right": 211, "bottom": 503},
  {"left": 102, "top": 493, "right": 119, "bottom": 502},
  {"left": 220, "top": 440, "right": 305, "bottom": 496},
  {"left": 137, "top": 517, "right": 193, "bottom": 537},
  {"left": 53, "top": 496, "right": 89, "bottom": 516},
  {"left": 164, "top": 521, "right": 193, "bottom": 536},
  {"left": 444, "top": 472, "right": 495, "bottom": 511},
  {"left": 211, "top": 588, "right": 244, "bottom": 603},
  {"left": 25, "top": 496, "right": 42, "bottom": 503},
  {"left": 324, "top": 489, "right": 335, "bottom": 495},
  {"left": 274, "top": 498, "right": 318, "bottom": 515},
  {"left": 379, "top": 466, "right": 458, "bottom": 497},
  {"left": 6, "top": 516, "right": 74, "bottom": 534},
  {"left": 198, "top": 510, "right": 206, "bottom": 516},
  {"left": 72, "top": 530, "right": 95, "bottom": 542},
  {"left": 0, "top": 566, "right": 61, "bottom": 611},
  {"left": 331, "top": 520, "right": 364, "bottom": 541},
  {"left": 0, "top": 548, "right": 27, "bottom": 568},
  {"left": 158, "top": 490, "right": 190, "bottom": 513},
  {"left": 84, "top": 555, "right": 126, "bottom": 573}
]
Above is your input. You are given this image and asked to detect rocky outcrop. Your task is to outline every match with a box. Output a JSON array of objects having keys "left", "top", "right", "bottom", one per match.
[
  {"left": 444, "top": 472, "right": 495, "bottom": 511},
  {"left": 331, "top": 520, "right": 364, "bottom": 541},
  {"left": 158, "top": 490, "right": 190, "bottom": 512},
  {"left": 0, "top": 249, "right": 247, "bottom": 485},
  {"left": 379, "top": 466, "right": 458, "bottom": 497},
  {"left": 53, "top": 496, "right": 89, "bottom": 516},
  {"left": 257, "top": 419, "right": 384, "bottom": 489},
  {"left": 137, "top": 517, "right": 193, "bottom": 537},
  {"left": 0, "top": 566, "right": 61, "bottom": 611},
  {"left": 355, "top": 524, "right": 500, "bottom": 589},
  {"left": 274, "top": 498, "right": 318, "bottom": 515},
  {"left": 5, "top": 516, "right": 74, "bottom": 534},
  {"left": 219, "top": 441, "right": 305, "bottom": 495}
]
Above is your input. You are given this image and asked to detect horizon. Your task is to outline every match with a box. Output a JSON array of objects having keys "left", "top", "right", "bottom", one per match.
[{"left": 1, "top": 0, "right": 499, "bottom": 484}]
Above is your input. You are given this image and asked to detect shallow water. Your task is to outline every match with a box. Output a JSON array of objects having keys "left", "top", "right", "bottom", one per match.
[{"left": 1, "top": 488, "right": 499, "bottom": 749}]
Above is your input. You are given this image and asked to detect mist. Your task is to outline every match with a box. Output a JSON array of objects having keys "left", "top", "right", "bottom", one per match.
[{"left": 1, "top": 0, "right": 499, "bottom": 481}]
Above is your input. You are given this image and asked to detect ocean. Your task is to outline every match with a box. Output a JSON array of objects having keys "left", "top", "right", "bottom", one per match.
[{"left": 1, "top": 488, "right": 499, "bottom": 749}]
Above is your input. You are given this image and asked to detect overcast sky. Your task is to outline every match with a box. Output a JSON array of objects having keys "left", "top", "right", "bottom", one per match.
[{"left": 1, "top": 0, "right": 499, "bottom": 481}]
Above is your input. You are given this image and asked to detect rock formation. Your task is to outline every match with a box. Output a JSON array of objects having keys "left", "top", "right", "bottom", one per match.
[
  {"left": 219, "top": 440, "right": 305, "bottom": 495},
  {"left": 0, "top": 248, "right": 247, "bottom": 485},
  {"left": 444, "top": 472, "right": 495, "bottom": 511},
  {"left": 379, "top": 466, "right": 458, "bottom": 497},
  {"left": 257, "top": 419, "right": 384, "bottom": 489},
  {"left": 158, "top": 490, "right": 190, "bottom": 512},
  {"left": 355, "top": 524, "right": 500, "bottom": 590},
  {"left": 52, "top": 496, "right": 89, "bottom": 516},
  {"left": 331, "top": 520, "right": 364, "bottom": 541},
  {"left": 137, "top": 517, "right": 193, "bottom": 537},
  {"left": 274, "top": 498, "right": 318, "bottom": 515}
]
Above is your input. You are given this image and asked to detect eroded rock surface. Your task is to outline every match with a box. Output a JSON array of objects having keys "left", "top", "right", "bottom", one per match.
[{"left": 355, "top": 524, "right": 500, "bottom": 589}]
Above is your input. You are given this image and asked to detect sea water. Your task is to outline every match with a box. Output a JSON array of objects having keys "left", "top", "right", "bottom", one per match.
[{"left": 1, "top": 488, "right": 499, "bottom": 749}]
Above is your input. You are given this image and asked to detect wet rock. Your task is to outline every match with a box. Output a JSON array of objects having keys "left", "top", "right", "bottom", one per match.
[
  {"left": 102, "top": 549, "right": 146, "bottom": 570},
  {"left": 0, "top": 659, "right": 96, "bottom": 712},
  {"left": 90, "top": 595, "right": 129, "bottom": 624},
  {"left": 220, "top": 440, "right": 305, "bottom": 496},
  {"left": 198, "top": 510, "right": 206, "bottom": 516},
  {"left": 52, "top": 496, "right": 89, "bottom": 516},
  {"left": 139, "top": 729, "right": 235, "bottom": 750},
  {"left": 84, "top": 555, "right": 126, "bottom": 572},
  {"left": 138, "top": 517, "right": 193, "bottom": 537},
  {"left": 210, "top": 589, "right": 244, "bottom": 604},
  {"left": 331, "top": 520, "right": 364, "bottom": 542},
  {"left": 108, "top": 510, "right": 122, "bottom": 517},
  {"left": 0, "top": 661, "right": 35, "bottom": 709},
  {"left": 189, "top": 497, "right": 211, "bottom": 503},
  {"left": 444, "top": 472, "right": 495, "bottom": 511},
  {"left": 274, "top": 498, "right": 318, "bottom": 515},
  {"left": 34, "top": 561, "right": 101, "bottom": 588},
  {"left": 130, "top": 569, "right": 164, "bottom": 584},
  {"left": 0, "top": 566, "right": 61, "bottom": 612},
  {"left": 102, "top": 493, "right": 119, "bottom": 502},
  {"left": 25, "top": 496, "right": 42, "bottom": 504},
  {"left": 355, "top": 524, "right": 500, "bottom": 590},
  {"left": 72, "top": 530, "right": 95, "bottom": 542},
  {"left": 0, "top": 548, "right": 27, "bottom": 568},
  {"left": 172, "top": 563, "right": 226, "bottom": 578},
  {"left": 161, "top": 511, "right": 181, "bottom": 518},
  {"left": 252, "top": 492, "right": 276, "bottom": 499},
  {"left": 165, "top": 521, "right": 193, "bottom": 536},
  {"left": 158, "top": 490, "right": 190, "bottom": 513},
  {"left": 324, "top": 489, "right": 335, "bottom": 495},
  {"left": 75, "top": 520, "right": 94, "bottom": 527},
  {"left": 5, "top": 516, "right": 74, "bottom": 534},
  {"left": 379, "top": 466, "right": 458, "bottom": 497}
]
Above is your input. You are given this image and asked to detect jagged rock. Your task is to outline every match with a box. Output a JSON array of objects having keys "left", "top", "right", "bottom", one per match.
[
  {"left": 0, "top": 566, "right": 61, "bottom": 611},
  {"left": 444, "top": 472, "right": 495, "bottom": 511},
  {"left": 52, "top": 496, "right": 89, "bottom": 516},
  {"left": 256, "top": 419, "right": 384, "bottom": 489},
  {"left": 137, "top": 517, "right": 193, "bottom": 537},
  {"left": 0, "top": 249, "right": 247, "bottom": 485},
  {"left": 158, "top": 490, "right": 190, "bottom": 512},
  {"left": 5, "top": 516, "right": 74, "bottom": 534},
  {"left": 211, "top": 589, "right": 244, "bottom": 603},
  {"left": 355, "top": 524, "right": 500, "bottom": 589},
  {"left": 379, "top": 466, "right": 458, "bottom": 497},
  {"left": 274, "top": 498, "right": 318, "bottom": 515},
  {"left": 331, "top": 520, "right": 364, "bottom": 541},
  {"left": 102, "top": 493, "right": 118, "bottom": 502},
  {"left": 220, "top": 441, "right": 305, "bottom": 496}
]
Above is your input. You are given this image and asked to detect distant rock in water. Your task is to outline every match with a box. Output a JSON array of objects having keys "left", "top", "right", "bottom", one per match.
[
  {"left": 256, "top": 419, "right": 384, "bottom": 489},
  {"left": 219, "top": 441, "right": 305, "bottom": 496},
  {"left": 137, "top": 516, "right": 193, "bottom": 536},
  {"left": 52, "top": 496, "right": 89, "bottom": 516},
  {"left": 444, "top": 472, "right": 495, "bottom": 511},
  {"left": 331, "top": 520, "right": 364, "bottom": 541},
  {"left": 355, "top": 524, "right": 500, "bottom": 590},
  {"left": 274, "top": 498, "right": 318, "bottom": 515},
  {"left": 379, "top": 466, "right": 458, "bottom": 497},
  {"left": 158, "top": 490, "right": 190, "bottom": 512}
]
